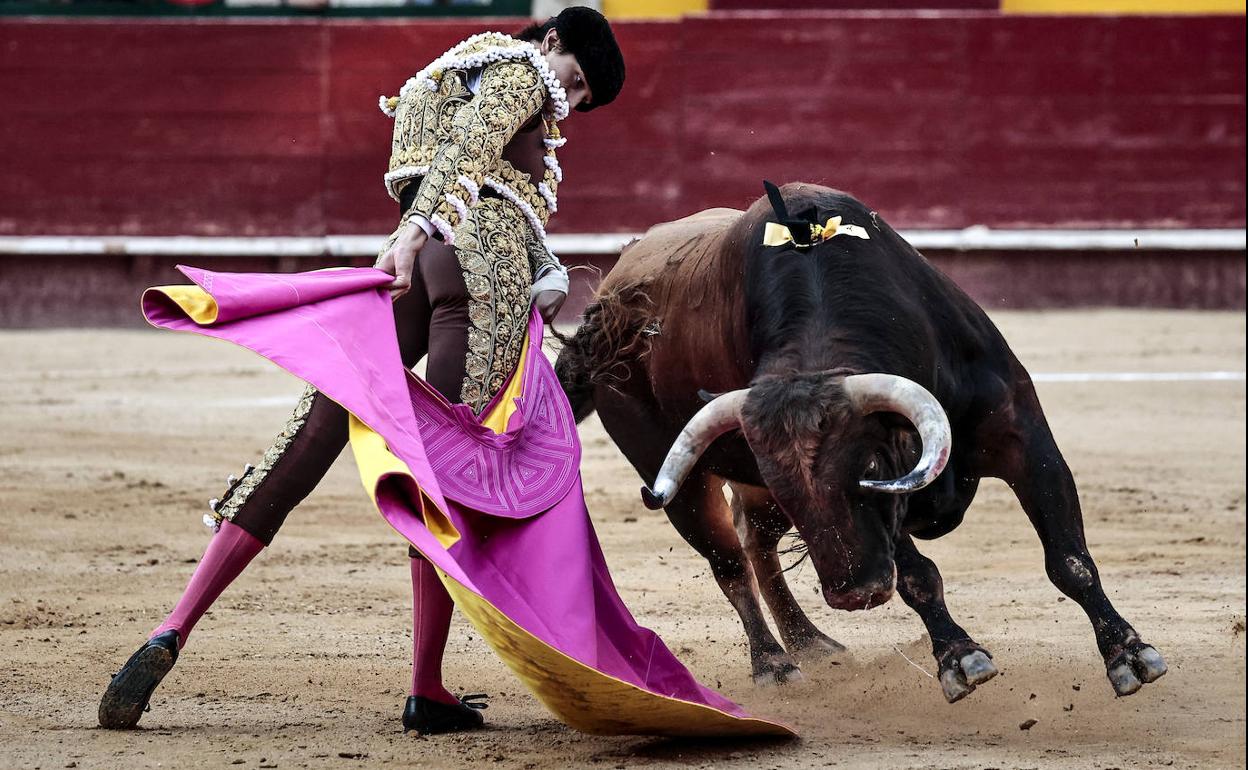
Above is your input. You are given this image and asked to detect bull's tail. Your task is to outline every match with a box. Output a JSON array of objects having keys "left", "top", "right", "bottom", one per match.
[{"left": 553, "top": 284, "right": 656, "bottom": 425}]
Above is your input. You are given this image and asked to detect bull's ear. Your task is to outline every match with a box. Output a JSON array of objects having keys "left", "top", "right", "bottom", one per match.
[{"left": 697, "top": 388, "right": 720, "bottom": 403}]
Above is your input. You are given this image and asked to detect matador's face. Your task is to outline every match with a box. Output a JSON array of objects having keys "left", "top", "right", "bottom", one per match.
[{"left": 540, "top": 30, "right": 593, "bottom": 113}]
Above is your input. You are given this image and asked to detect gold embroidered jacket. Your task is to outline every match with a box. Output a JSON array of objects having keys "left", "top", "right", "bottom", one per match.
[{"left": 380, "top": 33, "right": 567, "bottom": 277}]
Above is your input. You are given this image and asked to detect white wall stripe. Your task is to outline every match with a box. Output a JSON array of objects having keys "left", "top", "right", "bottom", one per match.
[
  {"left": 4, "top": 368, "right": 1242, "bottom": 388},
  {"left": 0, "top": 229, "right": 1243, "bottom": 257}
]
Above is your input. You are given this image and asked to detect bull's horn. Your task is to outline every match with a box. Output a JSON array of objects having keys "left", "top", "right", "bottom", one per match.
[
  {"left": 843, "top": 373, "right": 952, "bottom": 494},
  {"left": 640, "top": 389, "right": 749, "bottom": 510}
]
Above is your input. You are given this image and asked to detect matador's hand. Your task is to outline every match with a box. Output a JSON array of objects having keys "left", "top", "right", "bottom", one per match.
[
  {"left": 534, "top": 289, "right": 566, "bottom": 324},
  {"left": 375, "top": 224, "right": 428, "bottom": 300}
]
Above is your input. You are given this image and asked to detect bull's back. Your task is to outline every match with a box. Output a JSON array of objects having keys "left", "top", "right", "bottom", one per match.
[
  {"left": 591, "top": 207, "right": 755, "bottom": 405},
  {"left": 601, "top": 207, "right": 743, "bottom": 295}
]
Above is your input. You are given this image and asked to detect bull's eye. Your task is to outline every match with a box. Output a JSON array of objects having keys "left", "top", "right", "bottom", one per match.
[{"left": 865, "top": 457, "right": 879, "bottom": 475}]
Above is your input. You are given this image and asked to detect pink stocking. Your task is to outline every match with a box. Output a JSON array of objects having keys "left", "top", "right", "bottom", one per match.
[
  {"left": 410, "top": 553, "right": 457, "bottom": 704},
  {"left": 150, "top": 521, "right": 264, "bottom": 649}
]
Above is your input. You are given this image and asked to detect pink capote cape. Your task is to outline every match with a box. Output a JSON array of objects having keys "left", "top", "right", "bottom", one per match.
[{"left": 142, "top": 266, "right": 792, "bottom": 738}]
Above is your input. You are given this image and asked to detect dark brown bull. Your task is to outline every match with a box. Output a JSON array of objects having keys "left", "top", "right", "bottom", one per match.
[{"left": 555, "top": 183, "right": 1166, "bottom": 702}]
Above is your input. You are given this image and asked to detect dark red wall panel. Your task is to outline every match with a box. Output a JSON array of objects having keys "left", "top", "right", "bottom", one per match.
[
  {"left": 1, "top": 20, "right": 330, "bottom": 236},
  {"left": 0, "top": 14, "right": 1242, "bottom": 237}
]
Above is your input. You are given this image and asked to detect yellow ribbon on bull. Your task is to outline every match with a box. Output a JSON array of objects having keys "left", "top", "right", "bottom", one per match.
[{"left": 762, "top": 216, "right": 871, "bottom": 248}]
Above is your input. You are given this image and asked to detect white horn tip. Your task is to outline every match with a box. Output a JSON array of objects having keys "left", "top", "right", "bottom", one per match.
[{"left": 641, "top": 480, "right": 675, "bottom": 510}]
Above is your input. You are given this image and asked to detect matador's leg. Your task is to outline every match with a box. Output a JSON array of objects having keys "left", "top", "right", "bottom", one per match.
[{"left": 101, "top": 239, "right": 434, "bottom": 729}]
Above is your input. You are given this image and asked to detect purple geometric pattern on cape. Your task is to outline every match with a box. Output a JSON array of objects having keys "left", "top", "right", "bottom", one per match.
[{"left": 406, "top": 312, "right": 581, "bottom": 518}]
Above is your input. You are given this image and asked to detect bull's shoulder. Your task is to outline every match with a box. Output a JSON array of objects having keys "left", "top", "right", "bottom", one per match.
[
  {"left": 628, "top": 207, "right": 743, "bottom": 260},
  {"left": 644, "top": 207, "right": 743, "bottom": 239},
  {"left": 602, "top": 208, "right": 744, "bottom": 291}
]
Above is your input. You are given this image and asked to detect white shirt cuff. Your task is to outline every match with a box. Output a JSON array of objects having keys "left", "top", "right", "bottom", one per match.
[
  {"left": 408, "top": 214, "right": 435, "bottom": 238},
  {"left": 531, "top": 263, "right": 569, "bottom": 299}
]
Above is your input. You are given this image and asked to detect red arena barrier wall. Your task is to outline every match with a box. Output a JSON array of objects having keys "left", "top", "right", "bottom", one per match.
[{"left": 1, "top": 14, "right": 1243, "bottom": 236}]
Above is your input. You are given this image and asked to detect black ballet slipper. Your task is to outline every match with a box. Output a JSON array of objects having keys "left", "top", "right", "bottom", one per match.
[
  {"left": 98, "top": 630, "right": 180, "bottom": 729},
  {"left": 402, "top": 693, "right": 488, "bottom": 735}
]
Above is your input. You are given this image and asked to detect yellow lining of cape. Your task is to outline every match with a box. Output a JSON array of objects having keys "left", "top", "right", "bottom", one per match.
[
  {"left": 348, "top": 413, "right": 463, "bottom": 548},
  {"left": 479, "top": 333, "right": 528, "bottom": 434},
  {"left": 437, "top": 566, "right": 794, "bottom": 736},
  {"left": 152, "top": 284, "right": 219, "bottom": 323}
]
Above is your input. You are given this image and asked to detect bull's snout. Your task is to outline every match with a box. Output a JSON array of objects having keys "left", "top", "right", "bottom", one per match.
[{"left": 822, "top": 564, "right": 897, "bottom": 611}]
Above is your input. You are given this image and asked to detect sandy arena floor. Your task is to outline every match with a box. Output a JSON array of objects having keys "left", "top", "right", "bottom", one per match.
[{"left": 0, "top": 309, "right": 1244, "bottom": 769}]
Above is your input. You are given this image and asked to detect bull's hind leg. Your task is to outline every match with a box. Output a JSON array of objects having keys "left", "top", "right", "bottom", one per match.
[
  {"left": 993, "top": 389, "right": 1167, "bottom": 696},
  {"left": 895, "top": 536, "right": 998, "bottom": 702},
  {"left": 730, "top": 483, "right": 846, "bottom": 661}
]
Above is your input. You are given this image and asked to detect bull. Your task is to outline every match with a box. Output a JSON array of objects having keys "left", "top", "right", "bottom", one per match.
[{"left": 554, "top": 182, "right": 1167, "bottom": 702}]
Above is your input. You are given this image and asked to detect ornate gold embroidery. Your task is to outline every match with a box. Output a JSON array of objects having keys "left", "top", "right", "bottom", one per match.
[
  {"left": 450, "top": 199, "right": 533, "bottom": 413},
  {"left": 384, "top": 36, "right": 566, "bottom": 254},
  {"left": 409, "top": 60, "right": 548, "bottom": 233},
  {"left": 214, "top": 384, "right": 318, "bottom": 523},
  {"left": 386, "top": 73, "right": 472, "bottom": 195},
  {"left": 525, "top": 231, "right": 561, "bottom": 279},
  {"left": 488, "top": 160, "right": 553, "bottom": 225}
]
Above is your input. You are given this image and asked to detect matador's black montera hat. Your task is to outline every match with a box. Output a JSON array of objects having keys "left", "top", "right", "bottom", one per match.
[{"left": 555, "top": 6, "right": 625, "bottom": 112}]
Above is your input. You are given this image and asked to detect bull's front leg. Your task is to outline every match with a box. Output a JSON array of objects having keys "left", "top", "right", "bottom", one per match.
[
  {"left": 895, "top": 536, "right": 998, "bottom": 702},
  {"left": 996, "top": 395, "right": 1167, "bottom": 696},
  {"left": 664, "top": 471, "right": 804, "bottom": 686},
  {"left": 730, "top": 482, "right": 846, "bottom": 661}
]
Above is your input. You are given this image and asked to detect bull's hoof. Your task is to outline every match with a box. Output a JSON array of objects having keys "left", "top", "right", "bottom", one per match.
[
  {"left": 753, "top": 666, "right": 804, "bottom": 687},
  {"left": 938, "top": 647, "right": 997, "bottom": 704},
  {"left": 751, "top": 652, "right": 804, "bottom": 686},
  {"left": 1107, "top": 643, "right": 1167, "bottom": 697},
  {"left": 788, "top": 633, "right": 848, "bottom": 663}
]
